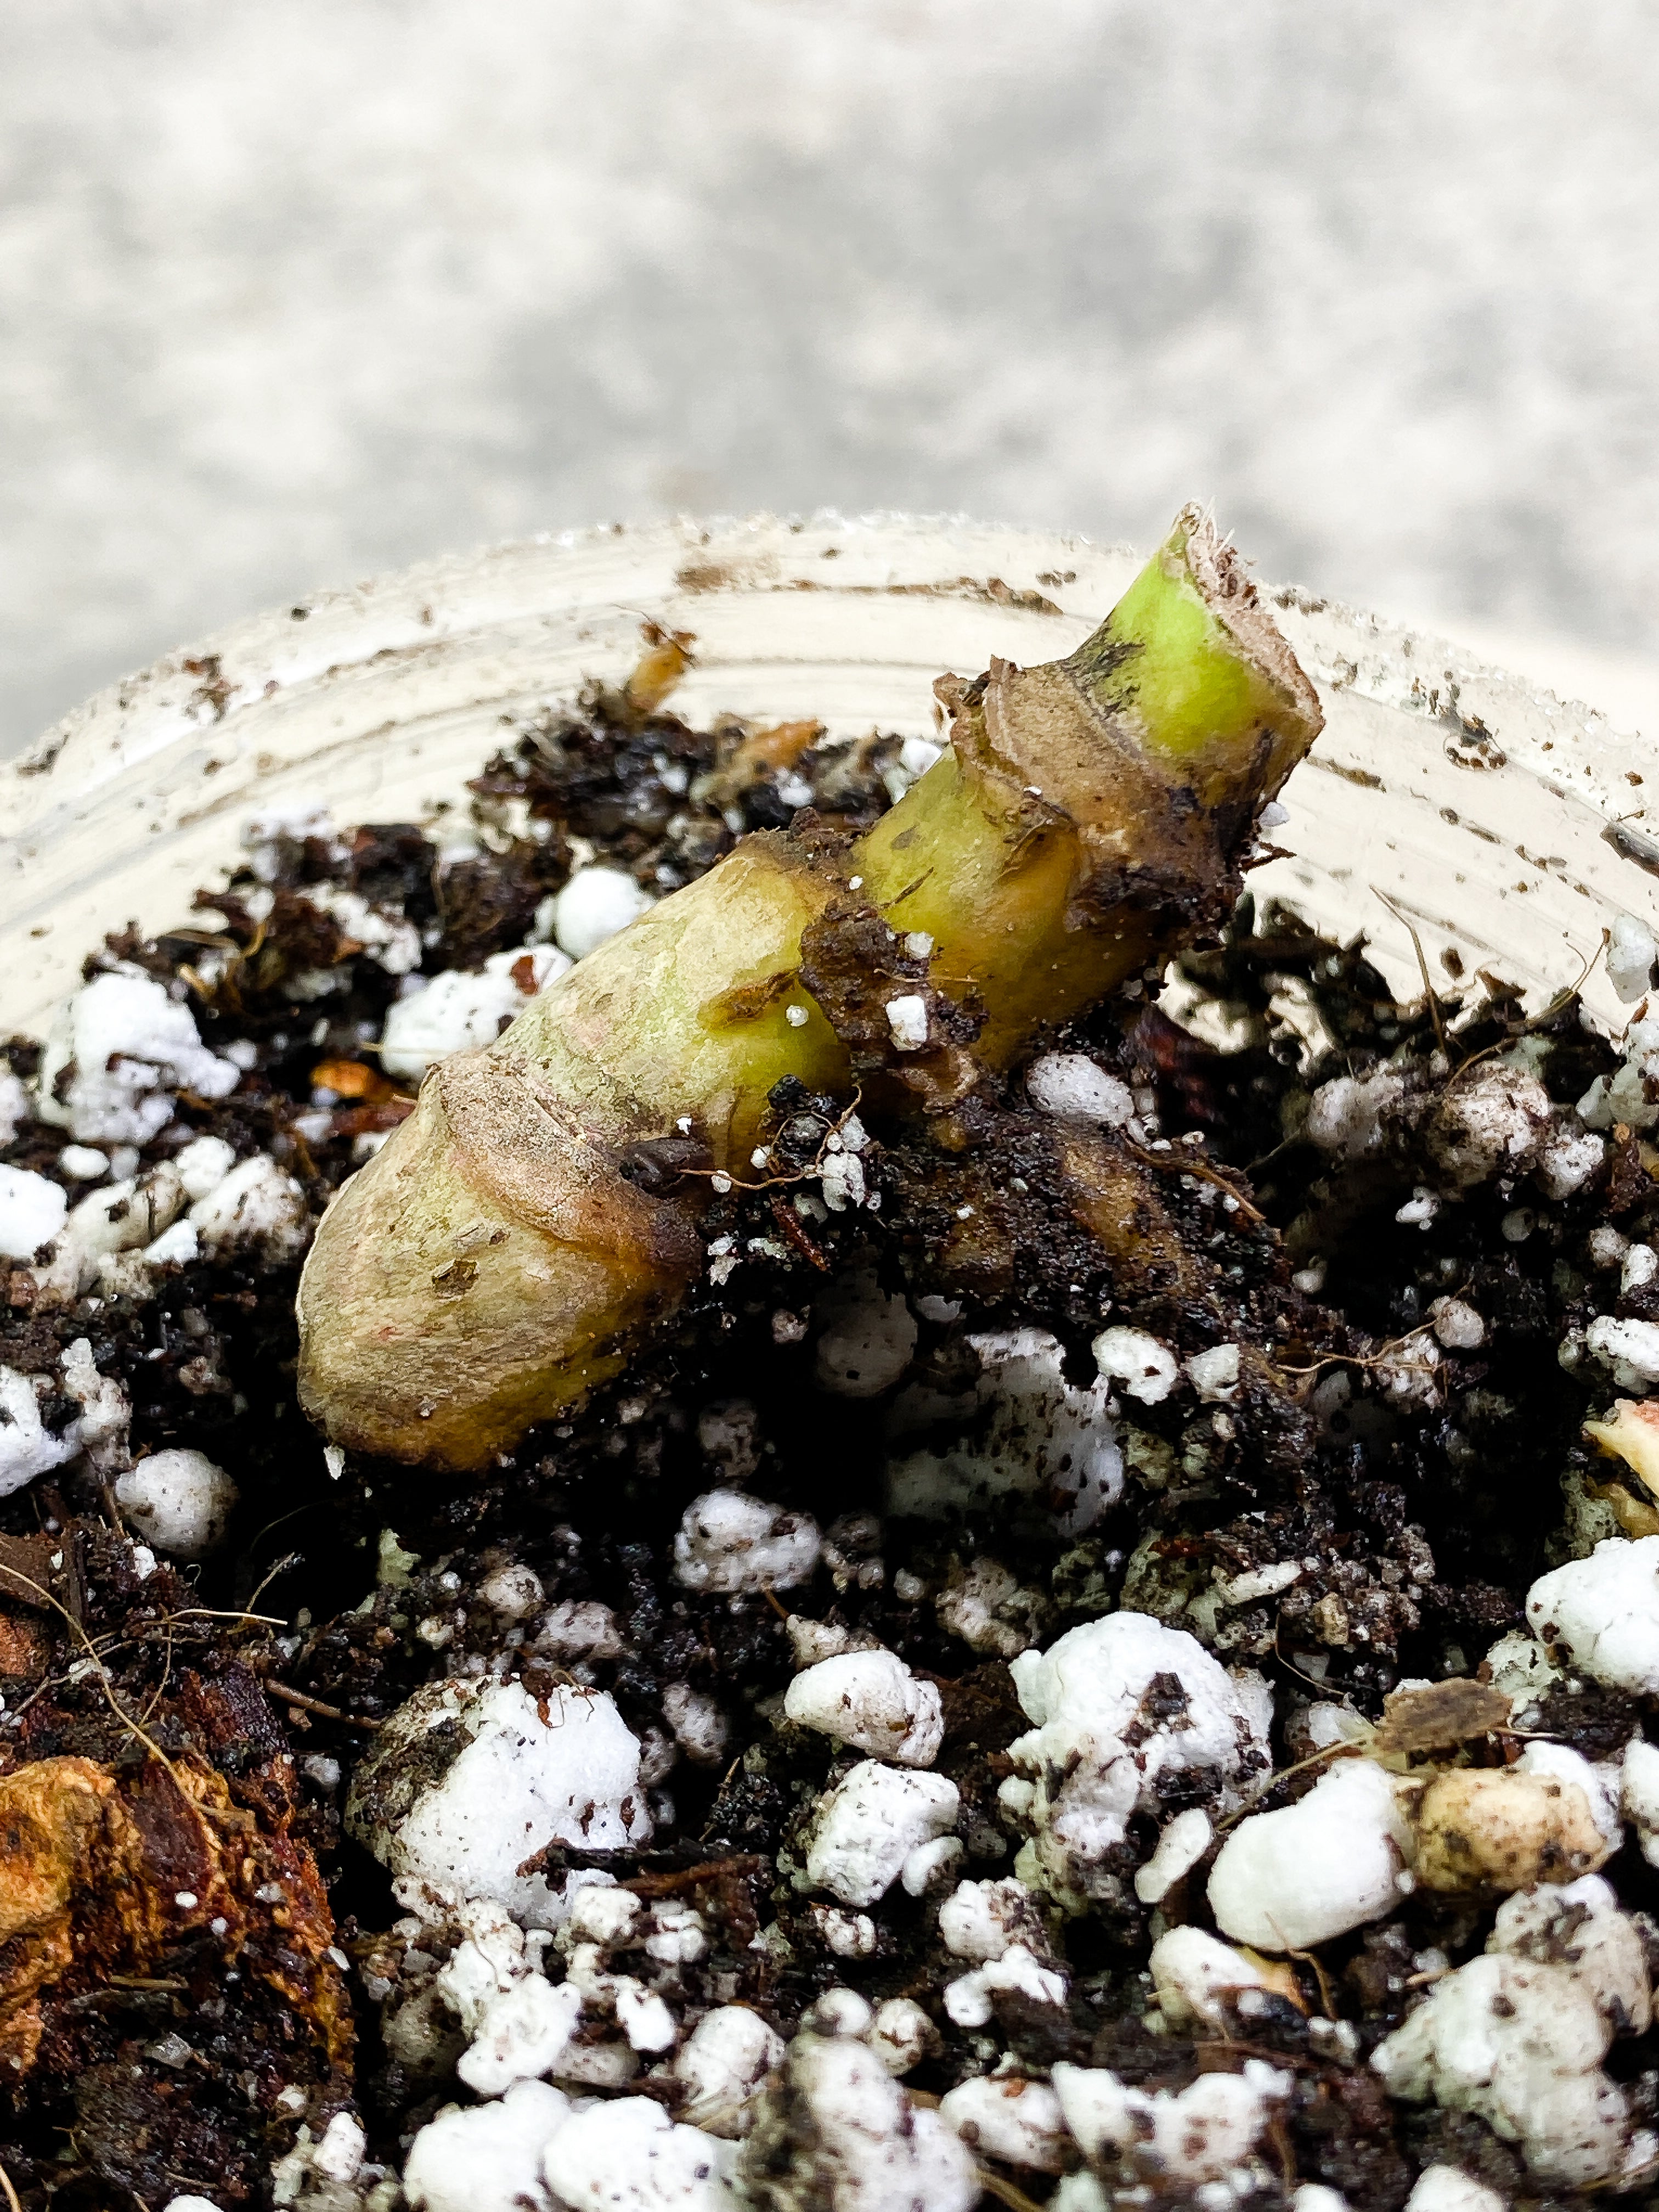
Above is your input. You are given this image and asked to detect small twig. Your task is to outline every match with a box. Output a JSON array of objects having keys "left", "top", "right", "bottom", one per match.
[
  {"left": 620, "top": 1855, "right": 766, "bottom": 1899},
  {"left": 0, "top": 2156, "right": 21, "bottom": 2212},
  {"left": 262, "top": 1680, "right": 381, "bottom": 1729},
  {"left": 769, "top": 1192, "right": 830, "bottom": 1271}
]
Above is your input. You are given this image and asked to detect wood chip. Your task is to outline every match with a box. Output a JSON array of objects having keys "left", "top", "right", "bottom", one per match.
[{"left": 1372, "top": 1676, "right": 1511, "bottom": 1758}]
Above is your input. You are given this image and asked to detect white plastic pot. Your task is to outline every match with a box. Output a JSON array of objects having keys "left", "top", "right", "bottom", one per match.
[{"left": 2, "top": 513, "right": 1655, "bottom": 1043}]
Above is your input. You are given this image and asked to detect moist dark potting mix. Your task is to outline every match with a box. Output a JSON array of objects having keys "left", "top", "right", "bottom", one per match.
[{"left": 3, "top": 512, "right": 1659, "bottom": 2212}]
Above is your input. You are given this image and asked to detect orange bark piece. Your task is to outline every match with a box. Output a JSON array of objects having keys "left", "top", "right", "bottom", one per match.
[{"left": 311, "top": 1058, "right": 397, "bottom": 1103}]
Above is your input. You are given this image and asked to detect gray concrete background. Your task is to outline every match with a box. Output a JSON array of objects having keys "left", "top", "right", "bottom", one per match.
[{"left": 4, "top": 1, "right": 1659, "bottom": 755}]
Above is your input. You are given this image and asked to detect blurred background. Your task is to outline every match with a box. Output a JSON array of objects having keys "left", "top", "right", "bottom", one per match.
[{"left": 3, "top": 0, "right": 1657, "bottom": 757}]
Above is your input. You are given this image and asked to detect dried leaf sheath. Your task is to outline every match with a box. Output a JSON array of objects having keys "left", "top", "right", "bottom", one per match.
[{"left": 296, "top": 508, "right": 1322, "bottom": 1469}]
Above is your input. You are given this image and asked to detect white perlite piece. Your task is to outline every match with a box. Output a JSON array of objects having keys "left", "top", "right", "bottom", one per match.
[
  {"left": 1052, "top": 2058, "right": 1290, "bottom": 2190},
  {"left": 57, "top": 1144, "right": 109, "bottom": 1179},
  {"left": 1186, "top": 1342, "right": 1240, "bottom": 1403},
  {"left": 190, "top": 1153, "right": 309, "bottom": 1259},
  {"left": 32, "top": 1160, "right": 193, "bottom": 1297},
  {"left": 534, "top": 1599, "right": 624, "bottom": 1661},
  {"left": 814, "top": 1271, "right": 917, "bottom": 1398},
  {"left": 1373, "top": 1951, "right": 1652, "bottom": 2187},
  {"left": 1517, "top": 1739, "right": 1621, "bottom": 1856},
  {"left": 380, "top": 946, "right": 569, "bottom": 1081},
  {"left": 802, "top": 1988, "right": 873, "bottom": 2041},
  {"left": 934, "top": 1558, "right": 1051, "bottom": 1660},
  {"left": 943, "top": 1944, "right": 1069, "bottom": 2029},
  {"left": 1374, "top": 1874, "right": 1655, "bottom": 2189},
  {"left": 1609, "top": 913, "right": 1659, "bottom": 1003},
  {"left": 1623, "top": 1736, "right": 1659, "bottom": 1867},
  {"left": 662, "top": 1681, "right": 729, "bottom": 1766},
  {"left": 899, "top": 1834, "right": 962, "bottom": 1895},
  {"left": 1430, "top": 1297, "right": 1486, "bottom": 1350},
  {"left": 812, "top": 1907, "right": 877, "bottom": 1958},
  {"left": 1536, "top": 1121, "right": 1606, "bottom": 1200},
  {"left": 1305, "top": 1069, "right": 1407, "bottom": 1159},
  {"left": 1149, "top": 1925, "right": 1272, "bottom": 2031},
  {"left": 1405, "top": 2170, "right": 1505, "bottom": 2212},
  {"left": 1133, "top": 1807, "right": 1212, "bottom": 1905},
  {"left": 1581, "top": 1017, "right": 1659, "bottom": 1132},
  {"left": 0, "top": 1164, "right": 67, "bottom": 1261},
  {"left": 0, "top": 1365, "right": 78, "bottom": 1496},
  {"left": 552, "top": 867, "right": 656, "bottom": 961},
  {"left": 883, "top": 995, "right": 929, "bottom": 1052},
  {"left": 1426, "top": 1064, "right": 1551, "bottom": 1189},
  {"left": 672, "top": 1491, "right": 821, "bottom": 1594},
  {"left": 173, "top": 1134, "right": 236, "bottom": 1199},
  {"left": 543, "top": 2097, "right": 736, "bottom": 2210},
  {"left": 36, "top": 970, "right": 240, "bottom": 1144},
  {"left": 1091, "top": 1325, "right": 1178, "bottom": 1404},
  {"left": 1000, "top": 1613, "right": 1268, "bottom": 1905},
  {"left": 458, "top": 1974, "right": 585, "bottom": 2095},
  {"left": 114, "top": 1450, "right": 239, "bottom": 1558},
  {"left": 675, "top": 2007, "right": 786, "bottom": 2137},
  {"left": 432, "top": 1893, "right": 550, "bottom": 2035},
  {"left": 1208, "top": 1758, "right": 1410, "bottom": 1952},
  {"left": 938, "top": 1876, "right": 1048, "bottom": 1963},
  {"left": 938, "top": 2076, "right": 1068, "bottom": 2172},
  {"left": 348, "top": 1678, "right": 651, "bottom": 1923},
  {"left": 1491, "top": 1875, "right": 1651, "bottom": 2035},
  {"left": 403, "top": 2079, "right": 573, "bottom": 2212},
  {"left": 1527, "top": 1537, "right": 1659, "bottom": 1692},
  {"left": 819, "top": 1149, "right": 867, "bottom": 1212},
  {"left": 1047, "top": 2182, "right": 1108, "bottom": 2212},
  {"left": 758, "top": 2033, "right": 979, "bottom": 2212},
  {"left": 1025, "top": 1053, "right": 1135, "bottom": 1126},
  {"left": 163, "top": 2199, "right": 227, "bottom": 2212},
  {"left": 1587, "top": 1315, "right": 1659, "bottom": 1393},
  {"left": 804, "top": 1760, "right": 960, "bottom": 1907},
  {"left": 60, "top": 1338, "right": 129, "bottom": 1474},
  {"left": 867, "top": 1998, "right": 936, "bottom": 2076},
  {"left": 1485, "top": 1630, "right": 1566, "bottom": 1722},
  {"left": 887, "top": 1327, "right": 1122, "bottom": 1533},
  {"left": 0, "top": 1069, "right": 26, "bottom": 1146},
  {"left": 297, "top": 883, "right": 422, "bottom": 980},
  {"left": 785, "top": 1649, "right": 944, "bottom": 1767},
  {"left": 480, "top": 1563, "right": 544, "bottom": 1620}
]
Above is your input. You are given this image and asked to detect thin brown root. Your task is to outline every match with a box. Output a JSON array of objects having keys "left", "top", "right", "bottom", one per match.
[
  {"left": 977, "top": 2169, "right": 1047, "bottom": 2212},
  {"left": 0, "top": 1564, "right": 182, "bottom": 1782},
  {"left": 1373, "top": 885, "right": 1449, "bottom": 1059},
  {"left": 1127, "top": 1140, "right": 1265, "bottom": 1226},
  {"left": 1289, "top": 1944, "right": 1339, "bottom": 2021}
]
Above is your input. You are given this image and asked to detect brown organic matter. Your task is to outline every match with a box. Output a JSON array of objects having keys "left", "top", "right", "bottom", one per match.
[{"left": 0, "top": 1751, "right": 349, "bottom": 2081}]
